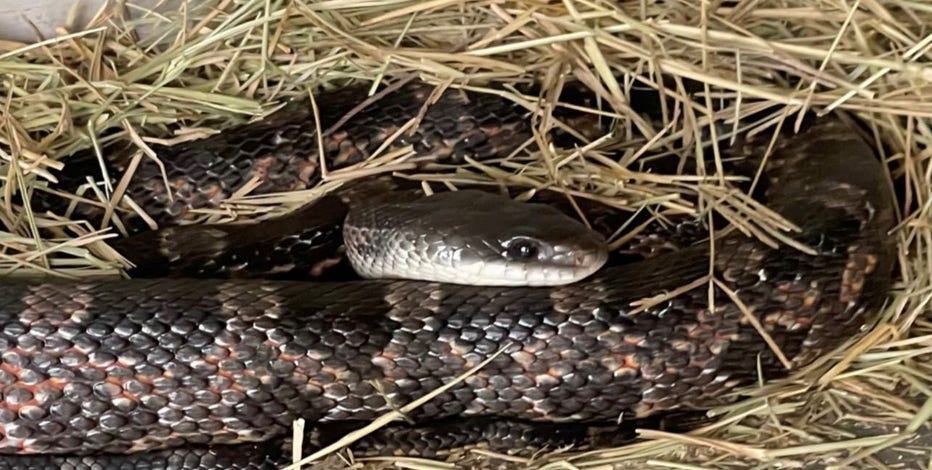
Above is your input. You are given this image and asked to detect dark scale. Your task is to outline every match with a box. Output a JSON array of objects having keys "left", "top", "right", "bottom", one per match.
[{"left": 30, "top": 81, "right": 543, "bottom": 237}]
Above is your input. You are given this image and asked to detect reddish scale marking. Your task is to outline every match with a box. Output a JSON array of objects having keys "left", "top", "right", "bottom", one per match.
[{"left": 842, "top": 252, "right": 878, "bottom": 304}]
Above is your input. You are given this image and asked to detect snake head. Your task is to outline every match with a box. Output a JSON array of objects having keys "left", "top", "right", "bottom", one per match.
[{"left": 344, "top": 189, "right": 609, "bottom": 286}]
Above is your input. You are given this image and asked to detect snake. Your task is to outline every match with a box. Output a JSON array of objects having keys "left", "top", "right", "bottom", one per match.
[{"left": 0, "top": 78, "right": 897, "bottom": 469}]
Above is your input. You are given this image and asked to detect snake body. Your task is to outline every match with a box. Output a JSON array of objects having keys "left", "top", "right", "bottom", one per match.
[{"left": 0, "top": 80, "right": 897, "bottom": 468}]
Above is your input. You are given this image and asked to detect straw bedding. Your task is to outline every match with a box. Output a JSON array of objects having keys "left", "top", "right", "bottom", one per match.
[{"left": 0, "top": 0, "right": 930, "bottom": 468}]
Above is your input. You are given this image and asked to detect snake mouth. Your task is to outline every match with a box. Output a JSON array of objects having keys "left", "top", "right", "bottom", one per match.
[
  {"left": 353, "top": 245, "right": 610, "bottom": 287},
  {"left": 541, "top": 249, "right": 610, "bottom": 284},
  {"left": 448, "top": 248, "right": 609, "bottom": 287}
]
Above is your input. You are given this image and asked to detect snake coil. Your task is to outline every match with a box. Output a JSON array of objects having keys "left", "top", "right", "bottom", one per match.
[{"left": 0, "top": 80, "right": 896, "bottom": 469}]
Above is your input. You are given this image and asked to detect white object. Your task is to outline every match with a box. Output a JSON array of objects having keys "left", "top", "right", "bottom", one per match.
[{"left": 0, "top": 0, "right": 193, "bottom": 44}]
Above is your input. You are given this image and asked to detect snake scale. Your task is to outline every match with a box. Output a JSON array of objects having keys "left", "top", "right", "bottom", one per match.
[{"left": 0, "top": 79, "right": 897, "bottom": 468}]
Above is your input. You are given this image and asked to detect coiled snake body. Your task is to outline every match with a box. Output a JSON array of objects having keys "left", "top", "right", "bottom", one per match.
[{"left": 0, "top": 80, "right": 896, "bottom": 469}]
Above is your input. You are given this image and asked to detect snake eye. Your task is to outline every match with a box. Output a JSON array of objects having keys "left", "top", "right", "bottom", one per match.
[{"left": 504, "top": 238, "right": 540, "bottom": 260}]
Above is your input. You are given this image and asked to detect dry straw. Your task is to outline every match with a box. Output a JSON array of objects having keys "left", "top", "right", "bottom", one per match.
[{"left": 0, "top": 0, "right": 930, "bottom": 469}]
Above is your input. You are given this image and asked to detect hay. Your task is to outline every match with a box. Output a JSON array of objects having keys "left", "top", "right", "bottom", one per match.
[{"left": 0, "top": 0, "right": 930, "bottom": 468}]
